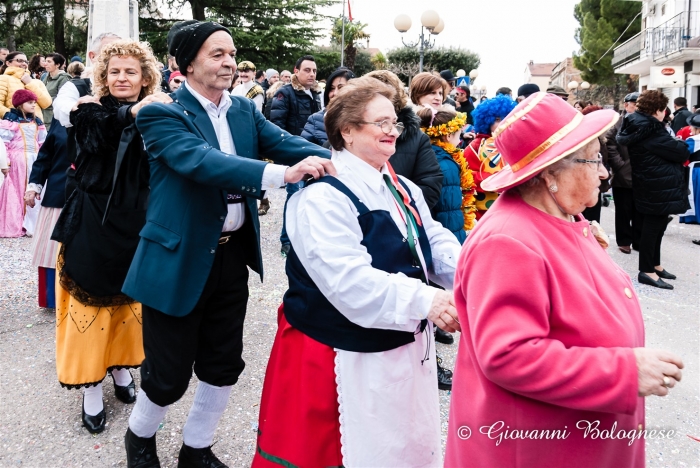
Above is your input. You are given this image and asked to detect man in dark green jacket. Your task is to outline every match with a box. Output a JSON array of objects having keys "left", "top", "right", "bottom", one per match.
[{"left": 122, "top": 21, "right": 332, "bottom": 468}]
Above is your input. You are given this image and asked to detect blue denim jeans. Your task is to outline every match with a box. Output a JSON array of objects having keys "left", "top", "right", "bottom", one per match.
[{"left": 280, "top": 181, "right": 304, "bottom": 246}]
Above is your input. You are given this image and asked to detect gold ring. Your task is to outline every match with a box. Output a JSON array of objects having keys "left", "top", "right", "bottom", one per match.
[{"left": 662, "top": 376, "right": 672, "bottom": 388}]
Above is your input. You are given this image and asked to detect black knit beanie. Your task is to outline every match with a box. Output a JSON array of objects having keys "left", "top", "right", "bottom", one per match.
[{"left": 169, "top": 21, "right": 231, "bottom": 74}]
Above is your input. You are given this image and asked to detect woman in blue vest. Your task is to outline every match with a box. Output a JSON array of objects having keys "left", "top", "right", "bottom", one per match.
[{"left": 254, "top": 77, "right": 462, "bottom": 467}]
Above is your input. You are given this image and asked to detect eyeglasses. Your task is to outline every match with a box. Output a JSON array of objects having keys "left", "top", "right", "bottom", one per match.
[
  {"left": 172, "top": 79, "right": 184, "bottom": 84},
  {"left": 574, "top": 152, "right": 603, "bottom": 169},
  {"left": 10, "top": 58, "right": 27, "bottom": 64},
  {"left": 360, "top": 120, "right": 405, "bottom": 136}
]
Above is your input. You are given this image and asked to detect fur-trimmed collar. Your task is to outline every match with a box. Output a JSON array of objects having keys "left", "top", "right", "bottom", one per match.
[
  {"left": 291, "top": 74, "right": 321, "bottom": 93},
  {"left": 396, "top": 106, "right": 422, "bottom": 144}
]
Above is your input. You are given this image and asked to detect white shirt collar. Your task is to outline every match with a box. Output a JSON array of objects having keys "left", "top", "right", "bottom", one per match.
[
  {"left": 185, "top": 81, "right": 231, "bottom": 117},
  {"left": 334, "top": 148, "right": 391, "bottom": 194}
]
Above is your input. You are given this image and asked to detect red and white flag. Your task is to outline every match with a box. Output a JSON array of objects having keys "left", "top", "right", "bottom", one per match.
[{"left": 347, "top": 0, "right": 353, "bottom": 22}]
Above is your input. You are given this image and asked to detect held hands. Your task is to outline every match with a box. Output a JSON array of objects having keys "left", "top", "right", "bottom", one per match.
[
  {"left": 634, "top": 348, "right": 683, "bottom": 397},
  {"left": 284, "top": 156, "right": 337, "bottom": 184},
  {"left": 130, "top": 92, "right": 173, "bottom": 118},
  {"left": 24, "top": 190, "right": 39, "bottom": 207},
  {"left": 427, "top": 290, "right": 461, "bottom": 333}
]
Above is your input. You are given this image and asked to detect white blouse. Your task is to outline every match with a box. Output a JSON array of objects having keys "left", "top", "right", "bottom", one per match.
[{"left": 286, "top": 147, "right": 461, "bottom": 333}]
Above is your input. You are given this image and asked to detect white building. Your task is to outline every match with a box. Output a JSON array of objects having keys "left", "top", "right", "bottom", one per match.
[
  {"left": 524, "top": 60, "right": 557, "bottom": 93},
  {"left": 613, "top": 0, "right": 700, "bottom": 107}
]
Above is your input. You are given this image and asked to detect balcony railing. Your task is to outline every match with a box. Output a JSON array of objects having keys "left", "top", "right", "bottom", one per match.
[{"left": 612, "top": 11, "right": 700, "bottom": 68}]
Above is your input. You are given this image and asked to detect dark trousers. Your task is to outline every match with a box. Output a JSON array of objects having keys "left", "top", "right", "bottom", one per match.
[
  {"left": 638, "top": 213, "right": 669, "bottom": 273},
  {"left": 612, "top": 187, "right": 640, "bottom": 247},
  {"left": 140, "top": 231, "right": 250, "bottom": 407}
]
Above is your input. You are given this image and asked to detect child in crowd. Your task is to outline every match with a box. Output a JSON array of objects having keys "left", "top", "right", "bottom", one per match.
[
  {"left": 680, "top": 115, "right": 700, "bottom": 236},
  {"left": 0, "top": 89, "right": 47, "bottom": 237}
]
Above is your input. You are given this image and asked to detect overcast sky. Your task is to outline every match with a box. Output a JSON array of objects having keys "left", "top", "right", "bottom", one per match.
[{"left": 322, "top": 0, "right": 583, "bottom": 95}]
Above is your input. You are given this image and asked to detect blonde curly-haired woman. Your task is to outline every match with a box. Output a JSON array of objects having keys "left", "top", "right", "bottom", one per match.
[{"left": 51, "top": 40, "right": 171, "bottom": 433}]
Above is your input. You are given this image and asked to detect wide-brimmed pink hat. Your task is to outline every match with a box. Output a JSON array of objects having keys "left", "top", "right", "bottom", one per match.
[{"left": 481, "top": 92, "right": 619, "bottom": 192}]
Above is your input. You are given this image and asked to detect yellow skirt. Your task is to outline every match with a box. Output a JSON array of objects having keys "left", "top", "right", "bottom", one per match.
[{"left": 55, "top": 274, "right": 144, "bottom": 389}]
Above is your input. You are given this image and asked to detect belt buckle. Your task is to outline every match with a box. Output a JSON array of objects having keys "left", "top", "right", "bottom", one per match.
[{"left": 218, "top": 235, "right": 231, "bottom": 245}]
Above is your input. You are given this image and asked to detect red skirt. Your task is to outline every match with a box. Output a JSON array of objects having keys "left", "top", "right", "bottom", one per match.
[{"left": 253, "top": 305, "right": 343, "bottom": 468}]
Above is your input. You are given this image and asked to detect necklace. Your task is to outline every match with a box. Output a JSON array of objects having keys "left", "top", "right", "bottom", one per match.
[{"left": 433, "top": 140, "right": 477, "bottom": 231}]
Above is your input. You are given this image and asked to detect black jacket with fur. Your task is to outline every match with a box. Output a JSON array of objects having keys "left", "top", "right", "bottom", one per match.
[
  {"left": 52, "top": 95, "right": 149, "bottom": 304},
  {"left": 616, "top": 111, "right": 690, "bottom": 215},
  {"left": 388, "top": 106, "right": 443, "bottom": 210}
]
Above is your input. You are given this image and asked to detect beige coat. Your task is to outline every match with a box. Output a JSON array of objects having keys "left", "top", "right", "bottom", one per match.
[{"left": 0, "top": 67, "right": 52, "bottom": 122}]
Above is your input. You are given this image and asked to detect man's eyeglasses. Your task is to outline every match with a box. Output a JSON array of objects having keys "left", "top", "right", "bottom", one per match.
[
  {"left": 10, "top": 58, "right": 27, "bottom": 64},
  {"left": 360, "top": 120, "right": 405, "bottom": 136},
  {"left": 574, "top": 152, "right": 603, "bottom": 169}
]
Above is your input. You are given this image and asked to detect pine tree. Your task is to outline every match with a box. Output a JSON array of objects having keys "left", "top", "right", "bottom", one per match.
[
  {"left": 147, "top": 0, "right": 338, "bottom": 70},
  {"left": 573, "top": 0, "right": 641, "bottom": 85}
]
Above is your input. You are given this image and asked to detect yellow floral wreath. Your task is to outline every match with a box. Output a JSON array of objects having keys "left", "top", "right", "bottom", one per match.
[
  {"left": 432, "top": 140, "right": 477, "bottom": 232},
  {"left": 421, "top": 112, "right": 467, "bottom": 138}
]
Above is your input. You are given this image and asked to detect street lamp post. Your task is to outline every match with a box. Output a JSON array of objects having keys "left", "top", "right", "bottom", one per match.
[
  {"left": 394, "top": 10, "right": 444, "bottom": 73},
  {"left": 580, "top": 81, "right": 590, "bottom": 100},
  {"left": 567, "top": 80, "right": 579, "bottom": 100}
]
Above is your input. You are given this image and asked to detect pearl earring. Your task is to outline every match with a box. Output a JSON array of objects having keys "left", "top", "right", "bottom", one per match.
[{"left": 549, "top": 185, "right": 558, "bottom": 193}]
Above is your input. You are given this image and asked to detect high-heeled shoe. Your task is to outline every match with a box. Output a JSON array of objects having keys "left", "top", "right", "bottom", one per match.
[
  {"left": 82, "top": 396, "right": 106, "bottom": 434},
  {"left": 638, "top": 272, "right": 673, "bottom": 290},
  {"left": 110, "top": 370, "right": 136, "bottom": 404},
  {"left": 654, "top": 268, "right": 676, "bottom": 280}
]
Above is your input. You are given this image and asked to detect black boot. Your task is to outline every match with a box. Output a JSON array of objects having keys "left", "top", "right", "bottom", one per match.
[
  {"left": 82, "top": 396, "right": 106, "bottom": 434},
  {"left": 435, "top": 326, "right": 454, "bottom": 345},
  {"left": 177, "top": 444, "right": 228, "bottom": 468},
  {"left": 436, "top": 356, "right": 453, "bottom": 391},
  {"left": 111, "top": 370, "right": 137, "bottom": 404},
  {"left": 125, "top": 427, "right": 160, "bottom": 468}
]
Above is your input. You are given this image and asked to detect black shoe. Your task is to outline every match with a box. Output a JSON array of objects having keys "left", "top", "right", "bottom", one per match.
[
  {"left": 82, "top": 399, "right": 106, "bottom": 434},
  {"left": 111, "top": 371, "right": 136, "bottom": 404},
  {"left": 280, "top": 243, "right": 291, "bottom": 258},
  {"left": 638, "top": 272, "right": 673, "bottom": 290},
  {"left": 654, "top": 269, "right": 677, "bottom": 280},
  {"left": 693, "top": 239, "right": 700, "bottom": 246},
  {"left": 434, "top": 326, "right": 454, "bottom": 345},
  {"left": 436, "top": 355, "right": 453, "bottom": 378},
  {"left": 437, "top": 358, "right": 453, "bottom": 391},
  {"left": 177, "top": 444, "right": 227, "bottom": 468},
  {"left": 125, "top": 427, "right": 160, "bottom": 468}
]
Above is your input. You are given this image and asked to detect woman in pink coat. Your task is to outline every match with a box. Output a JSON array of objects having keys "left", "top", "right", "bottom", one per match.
[{"left": 445, "top": 92, "right": 684, "bottom": 468}]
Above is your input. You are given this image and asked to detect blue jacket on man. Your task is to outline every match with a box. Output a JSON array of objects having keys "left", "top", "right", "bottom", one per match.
[{"left": 122, "top": 85, "right": 329, "bottom": 317}]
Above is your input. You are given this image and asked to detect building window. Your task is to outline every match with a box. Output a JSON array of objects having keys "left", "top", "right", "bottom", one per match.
[{"left": 661, "top": 2, "right": 666, "bottom": 16}]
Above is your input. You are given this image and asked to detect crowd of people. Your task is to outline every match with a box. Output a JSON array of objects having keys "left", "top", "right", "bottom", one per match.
[{"left": 0, "top": 19, "right": 695, "bottom": 468}]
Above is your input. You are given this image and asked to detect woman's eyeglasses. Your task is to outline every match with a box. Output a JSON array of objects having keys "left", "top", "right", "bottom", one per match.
[
  {"left": 360, "top": 120, "right": 405, "bottom": 136},
  {"left": 10, "top": 58, "right": 27, "bottom": 64},
  {"left": 172, "top": 79, "right": 184, "bottom": 84},
  {"left": 574, "top": 152, "right": 603, "bottom": 169}
]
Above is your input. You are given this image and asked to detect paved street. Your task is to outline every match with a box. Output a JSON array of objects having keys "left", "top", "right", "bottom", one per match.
[{"left": 0, "top": 187, "right": 698, "bottom": 467}]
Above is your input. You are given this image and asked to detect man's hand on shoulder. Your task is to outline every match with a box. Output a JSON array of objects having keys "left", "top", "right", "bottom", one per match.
[
  {"left": 71, "top": 95, "right": 101, "bottom": 112},
  {"left": 283, "top": 156, "right": 337, "bottom": 183},
  {"left": 131, "top": 92, "right": 174, "bottom": 118}
]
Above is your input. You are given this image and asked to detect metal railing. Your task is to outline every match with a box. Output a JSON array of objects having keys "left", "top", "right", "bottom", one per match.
[{"left": 612, "top": 11, "right": 700, "bottom": 67}]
